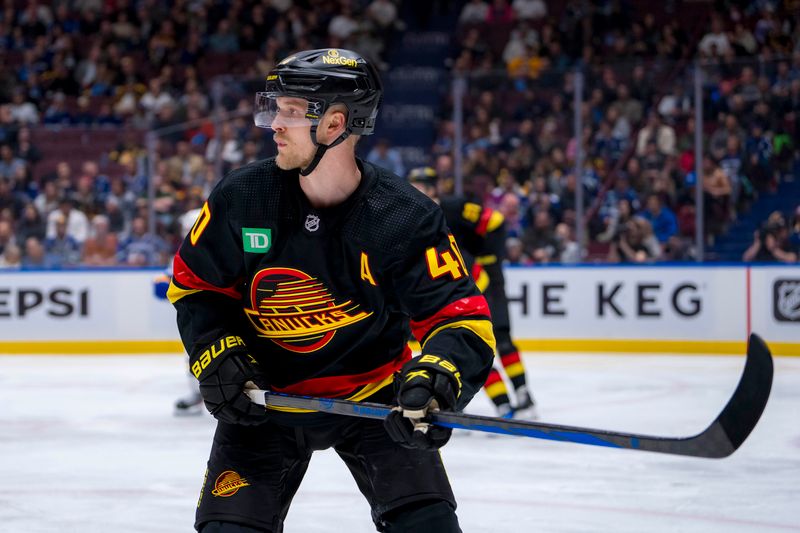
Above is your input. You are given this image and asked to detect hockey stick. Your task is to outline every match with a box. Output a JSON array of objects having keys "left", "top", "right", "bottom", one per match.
[{"left": 247, "top": 333, "right": 773, "bottom": 458}]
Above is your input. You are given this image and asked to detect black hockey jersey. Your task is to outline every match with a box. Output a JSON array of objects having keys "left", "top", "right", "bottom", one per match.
[
  {"left": 439, "top": 196, "right": 506, "bottom": 270},
  {"left": 438, "top": 196, "right": 511, "bottom": 331},
  {"left": 168, "top": 158, "right": 494, "bottom": 412}
]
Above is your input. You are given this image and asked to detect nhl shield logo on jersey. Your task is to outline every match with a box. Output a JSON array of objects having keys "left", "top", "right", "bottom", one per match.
[
  {"left": 304, "top": 214, "right": 320, "bottom": 232},
  {"left": 244, "top": 267, "right": 372, "bottom": 353},
  {"left": 211, "top": 471, "right": 250, "bottom": 497}
]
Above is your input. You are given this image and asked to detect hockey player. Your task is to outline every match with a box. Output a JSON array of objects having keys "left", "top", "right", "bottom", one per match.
[
  {"left": 407, "top": 167, "right": 537, "bottom": 419},
  {"left": 154, "top": 261, "right": 204, "bottom": 415},
  {"left": 168, "top": 49, "right": 495, "bottom": 533}
]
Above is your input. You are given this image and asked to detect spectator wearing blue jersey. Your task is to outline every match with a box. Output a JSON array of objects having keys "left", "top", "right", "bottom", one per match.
[
  {"left": 117, "top": 215, "right": 168, "bottom": 266},
  {"left": 21, "top": 236, "right": 60, "bottom": 269},
  {"left": 44, "top": 214, "right": 81, "bottom": 267},
  {"left": 640, "top": 193, "right": 678, "bottom": 244}
]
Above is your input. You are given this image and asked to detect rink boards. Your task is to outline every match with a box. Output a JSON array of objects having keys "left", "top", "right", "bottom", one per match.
[
  {"left": 0, "top": 265, "right": 797, "bottom": 355},
  {"left": 504, "top": 265, "right": 798, "bottom": 355}
]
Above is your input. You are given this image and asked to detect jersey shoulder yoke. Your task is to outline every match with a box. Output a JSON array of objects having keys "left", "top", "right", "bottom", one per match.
[{"left": 344, "top": 163, "right": 441, "bottom": 255}]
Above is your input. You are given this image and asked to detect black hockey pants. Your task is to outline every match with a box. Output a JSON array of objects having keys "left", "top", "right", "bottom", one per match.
[{"left": 199, "top": 500, "right": 460, "bottom": 533}]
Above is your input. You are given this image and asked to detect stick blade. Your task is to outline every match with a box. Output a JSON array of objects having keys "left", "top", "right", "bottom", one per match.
[
  {"left": 720, "top": 333, "right": 774, "bottom": 449},
  {"left": 693, "top": 333, "right": 774, "bottom": 458}
]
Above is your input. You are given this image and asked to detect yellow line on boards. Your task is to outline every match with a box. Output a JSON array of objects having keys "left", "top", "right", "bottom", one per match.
[
  {"left": 409, "top": 338, "right": 797, "bottom": 356},
  {"left": 514, "top": 339, "right": 799, "bottom": 356},
  {"left": 762, "top": 343, "right": 800, "bottom": 357},
  {"left": 0, "top": 341, "right": 185, "bottom": 355},
  {"left": 0, "top": 339, "right": 797, "bottom": 356}
]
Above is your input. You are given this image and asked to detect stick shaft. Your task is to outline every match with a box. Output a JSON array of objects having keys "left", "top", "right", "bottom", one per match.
[{"left": 246, "top": 333, "right": 773, "bottom": 459}]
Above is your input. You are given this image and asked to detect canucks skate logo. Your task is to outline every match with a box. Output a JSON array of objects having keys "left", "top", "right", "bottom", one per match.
[
  {"left": 773, "top": 279, "right": 800, "bottom": 322},
  {"left": 244, "top": 267, "right": 372, "bottom": 353},
  {"left": 211, "top": 471, "right": 249, "bottom": 497}
]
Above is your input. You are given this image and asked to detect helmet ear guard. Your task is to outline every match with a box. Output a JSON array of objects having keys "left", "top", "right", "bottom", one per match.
[{"left": 255, "top": 48, "right": 383, "bottom": 174}]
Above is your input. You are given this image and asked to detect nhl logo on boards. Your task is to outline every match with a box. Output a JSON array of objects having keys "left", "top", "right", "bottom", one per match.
[
  {"left": 773, "top": 279, "right": 800, "bottom": 322},
  {"left": 211, "top": 470, "right": 250, "bottom": 497},
  {"left": 304, "top": 214, "right": 321, "bottom": 232}
]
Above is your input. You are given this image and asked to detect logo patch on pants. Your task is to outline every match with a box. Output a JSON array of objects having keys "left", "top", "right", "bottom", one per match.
[{"left": 212, "top": 470, "right": 250, "bottom": 497}]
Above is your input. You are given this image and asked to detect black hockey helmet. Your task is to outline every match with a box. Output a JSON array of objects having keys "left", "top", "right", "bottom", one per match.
[{"left": 255, "top": 48, "right": 383, "bottom": 175}]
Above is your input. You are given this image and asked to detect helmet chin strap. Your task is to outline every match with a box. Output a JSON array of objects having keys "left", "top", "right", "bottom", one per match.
[{"left": 299, "top": 124, "right": 351, "bottom": 176}]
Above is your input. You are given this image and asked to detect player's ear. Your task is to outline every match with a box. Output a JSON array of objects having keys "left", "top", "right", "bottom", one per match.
[{"left": 322, "top": 105, "right": 347, "bottom": 141}]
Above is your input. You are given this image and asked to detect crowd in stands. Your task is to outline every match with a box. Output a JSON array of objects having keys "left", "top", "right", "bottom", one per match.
[
  {"left": 0, "top": 0, "right": 798, "bottom": 271},
  {"left": 436, "top": 0, "right": 799, "bottom": 264},
  {"left": 0, "top": 0, "right": 402, "bottom": 269},
  {"left": 742, "top": 206, "right": 800, "bottom": 263}
]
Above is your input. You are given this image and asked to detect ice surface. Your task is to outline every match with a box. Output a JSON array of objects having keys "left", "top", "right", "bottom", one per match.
[{"left": 1, "top": 352, "right": 797, "bottom": 532}]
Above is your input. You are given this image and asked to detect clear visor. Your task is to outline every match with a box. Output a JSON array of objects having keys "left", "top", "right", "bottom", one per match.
[{"left": 253, "top": 93, "right": 323, "bottom": 129}]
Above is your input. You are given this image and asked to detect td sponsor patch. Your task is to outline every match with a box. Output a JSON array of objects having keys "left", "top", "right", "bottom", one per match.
[{"left": 242, "top": 228, "right": 271, "bottom": 253}]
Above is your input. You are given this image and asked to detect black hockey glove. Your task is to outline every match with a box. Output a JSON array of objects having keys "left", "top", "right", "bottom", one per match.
[
  {"left": 384, "top": 355, "right": 461, "bottom": 450},
  {"left": 190, "top": 335, "right": 270, "bottom": 425}
]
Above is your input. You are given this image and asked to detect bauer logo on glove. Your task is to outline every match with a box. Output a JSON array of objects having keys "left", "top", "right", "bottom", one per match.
[
  {"left": 415, "top": 354, "right": 462, "bottom": 389},
  {"left": 189, "top": 335, "right": 270, "bottom": 426},
  {"left": 191, "top": 335, "right": 247, "bottom": 379}
]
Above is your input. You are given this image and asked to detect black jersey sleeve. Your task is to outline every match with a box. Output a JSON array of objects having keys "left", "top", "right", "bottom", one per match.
[
  {"left": 479, "top": 220, "right": 507, "bottom": 264},
  {"left": 167, "top": 184, "right": 249, "bottom": 359},
  {"left": 464, "top": 200, "right": 507, "bottom": 262},
  {"left": 474, "top": 211, "right": 511, "bottom": 328},
  {"left": 391, "top": 208, "right": 495, "bottom": 410},
  {"left": 442, "top": 198, "right": 507, "bottom": 268}
]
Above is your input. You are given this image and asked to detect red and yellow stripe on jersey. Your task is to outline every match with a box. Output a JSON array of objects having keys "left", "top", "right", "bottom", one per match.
[
  {"left": 410, "top": 295, "right": 495, "bottom": 353},
  {"left": 475, "top": 206, "right": 504, "bottom": 236},
  {"left": 470, "top": 263, "right": 490, "bottom": 293},
  {"left": 266, "top": 346, "right": 410, "bottom": 413},
  {"left": 272, "top": 345, "right": 411, "bottom": 399},
  {"left": 167, "top": 253, "right": 242, "bottom": 304}
]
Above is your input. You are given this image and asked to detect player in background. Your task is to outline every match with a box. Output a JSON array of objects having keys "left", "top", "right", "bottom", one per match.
[
  {"left": 168, "top": 49, "right": 494, "bottom": 532},
  {"left": 407, "top": 167, "right": 537, "bottom": 419},
  {"left": 155, "top": 200, "right": 207, "bottom": 416},
  {"left": 154, "top": 258, "right": 204, "bottom": 415}
]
